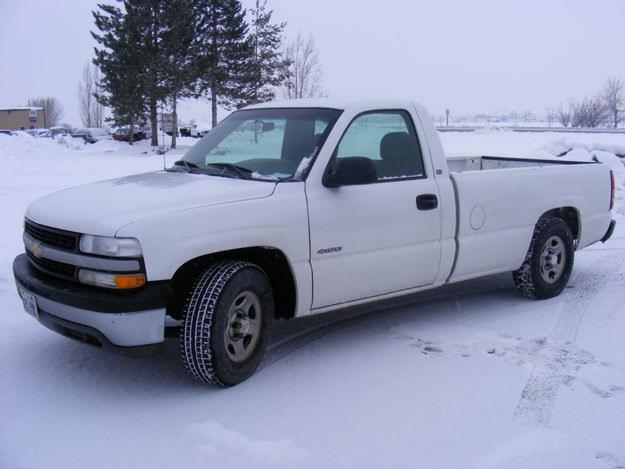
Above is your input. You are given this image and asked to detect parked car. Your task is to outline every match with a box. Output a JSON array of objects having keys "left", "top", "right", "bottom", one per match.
[
  {"left": 181, "top": 122, "right": 211, "bottom": 138},
  {"left": 0, "top": 129, "right": 16, "bottom": 136},
  {"left": 71, "top": 129, "right": 97, "bottom": 144},
  {"left": 24, "top": 129, "right": 48, "bottom": 138},
  {"left": 41, "top": 127, "right": 73, "bottom": 138},
  {"left": 13, "top": 98, "right": 616, "bottom": 387},
  {"left": 87, "top": 128, "right": 113, "bottom": 141},
  {"left": 71, "top": 128, "right": 112, "bottom": 144},
  {"left": 112, "top": 127, "right": 148, "bottom": 142}
]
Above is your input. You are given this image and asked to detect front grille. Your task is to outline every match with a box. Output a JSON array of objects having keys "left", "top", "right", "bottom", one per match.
[
  {"left": 27, "top": 252, "right": 77, "bottom": 279},
  {"left": 25, "top": 220, "right": 78, "bottom": 251}
]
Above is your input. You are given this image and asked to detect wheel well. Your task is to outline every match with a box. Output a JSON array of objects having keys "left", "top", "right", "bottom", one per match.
[
  {"left": 167, "top": 247, "right": 297, "bottom": 321},
  {"left": 540, "top": 207, "right": 580, "bottom": 242}
]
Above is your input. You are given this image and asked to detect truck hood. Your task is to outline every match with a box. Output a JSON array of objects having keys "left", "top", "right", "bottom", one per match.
[{"left": 26, "top": 171, "right": 276, "bottom": 236}]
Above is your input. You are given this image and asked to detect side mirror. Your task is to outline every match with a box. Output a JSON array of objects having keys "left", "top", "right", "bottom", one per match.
[
  {"left": 322, "top": 157, "right": 378, "bottom": 188},
  {"left": 261, "top": 121, "right": 275, "bottom": 132}
]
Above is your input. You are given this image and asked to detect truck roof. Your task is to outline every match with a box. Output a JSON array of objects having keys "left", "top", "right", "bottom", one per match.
[{"left": 244, "top": 97, "right": 423, "bottom": 111}]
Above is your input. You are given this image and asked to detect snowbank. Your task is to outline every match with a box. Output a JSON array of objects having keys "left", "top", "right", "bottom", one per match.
[
  {"left": 0, "top": 133, "right": 198, "bottom": 160},
  {"left": 439, "top": 129, "right": 625, "bottom": 160}
]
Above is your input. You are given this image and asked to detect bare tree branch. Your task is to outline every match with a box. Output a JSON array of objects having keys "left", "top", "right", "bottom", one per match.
[
  {"left": 78, "top": 63, "right": 94, "bottom": 127},
  {"left": 28, "top": 97, "right": 64, "bottom": 127},
  {"left": 78, "top": 63, "right": 106, "bottom": 127},
  {"left": 571, "top": 96, "right": 608, "bottom": 128},
  {"left": 282, "top": 32, "right": 324, "bottom": 99},
  {"left": 554, "top": 101, "right": 573, "bottom": 127},
  {"left": 602, "top": 77, "right": 624, "bottom": 129},
  {"left": 91, "top": 66, "right": 105, "bottom": 127}
]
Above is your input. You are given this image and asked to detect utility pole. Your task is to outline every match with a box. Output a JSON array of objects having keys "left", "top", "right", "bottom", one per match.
[{"left": 445, "top": 109, "right": 450, "bottom": 127}]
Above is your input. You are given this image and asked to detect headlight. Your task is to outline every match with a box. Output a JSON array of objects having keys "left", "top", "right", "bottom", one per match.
[
  {"left": 79, "top": 235, "right": 142, "bottom": 257},
  {"left": 78, "top": 269, "right": 146, "bottom": 289}
]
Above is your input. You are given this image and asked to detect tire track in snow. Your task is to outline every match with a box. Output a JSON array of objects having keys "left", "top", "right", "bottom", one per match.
[
  {"left": 261, "top": 318, "right": 361, "bottom": 369},
  {"left": 513, "top": 251, "right": 625, "bottom": 426},
  {"left": 596, "top": 451, "right": 625, "bottom": 469}
]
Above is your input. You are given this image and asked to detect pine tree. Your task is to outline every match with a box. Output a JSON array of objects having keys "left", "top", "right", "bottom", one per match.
[
  {"left": 247, "top": 0, "right": 290, "bottom": 105},
  {"left": 160, "top": 0, "right": 199, "bottom": 148},
  {"left": 94, "top": 1, "right": 202, "bottom": 148},
  {"left": 195, "top": 0, "right": 254, "bottom": 128},
  {"left": 122, "top": 0, "right": 170, "bottom": 147},
  {"left": 92, "top": 3, "right": 147, "bottom": 145}
]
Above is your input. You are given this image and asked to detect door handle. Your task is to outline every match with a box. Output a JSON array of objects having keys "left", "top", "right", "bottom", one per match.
[{"left": 416, "top": 194, "right": 438, "bottom": 210}]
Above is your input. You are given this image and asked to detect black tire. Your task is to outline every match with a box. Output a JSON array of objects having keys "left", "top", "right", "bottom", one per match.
[
  {"left": 180, "top": 261, "right": 274, "bottom": 387},
  {"left": 513, "top": 217, "right": 574, "bottom": 299}
]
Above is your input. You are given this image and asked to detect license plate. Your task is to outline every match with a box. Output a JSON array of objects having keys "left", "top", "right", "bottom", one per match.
[{"left": 20, "top": 289, "right": 39, "bottom": 319}]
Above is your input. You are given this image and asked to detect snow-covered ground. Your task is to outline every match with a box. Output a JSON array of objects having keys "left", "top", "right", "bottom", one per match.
[{"left": 1, "top": 131, "right": 625, "bottom": 468}]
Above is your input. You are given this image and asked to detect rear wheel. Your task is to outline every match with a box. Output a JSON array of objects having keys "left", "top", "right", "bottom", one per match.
[
  {"left": 180, "top": 261, "right": 274, "bottom": 386},
  {"left": 513, "top": 217, "right": 574, "bottom": 299}
]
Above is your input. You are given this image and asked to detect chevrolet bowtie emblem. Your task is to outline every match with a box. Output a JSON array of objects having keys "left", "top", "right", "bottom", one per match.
[{"left": 29, "top": 243, "right": 43, "bottom": 259}]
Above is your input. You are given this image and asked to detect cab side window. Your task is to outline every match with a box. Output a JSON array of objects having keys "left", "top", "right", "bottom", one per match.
[{"left": 334, "top": 110, "right": 425, "bottom": 180}]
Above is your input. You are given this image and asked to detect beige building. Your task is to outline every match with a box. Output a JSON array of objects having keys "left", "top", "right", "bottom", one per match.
[{"left": 0, "top": 107, "right": 46, "bottom": 130}]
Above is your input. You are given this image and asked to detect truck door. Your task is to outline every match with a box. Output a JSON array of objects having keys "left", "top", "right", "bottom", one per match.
[{"left": 306, "top": 109, "right": 442, "bottom": 309}]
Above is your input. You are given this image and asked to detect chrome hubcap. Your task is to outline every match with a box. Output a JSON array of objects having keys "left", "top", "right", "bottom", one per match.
[
  {"left": 540, "top": 235, "right": 566, "bottom": 284},
  {"left": 224, "top": 291, "right": 262, "bottom": 363}
]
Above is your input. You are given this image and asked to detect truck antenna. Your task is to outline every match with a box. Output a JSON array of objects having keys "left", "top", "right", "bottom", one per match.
[{"left": 161, "top": 102, "right": 166, "bottom": 171}]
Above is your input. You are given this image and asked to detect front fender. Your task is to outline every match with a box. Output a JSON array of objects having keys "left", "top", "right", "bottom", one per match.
[{"left": 116, "top": 183, "right": 313, "bottom": 316}]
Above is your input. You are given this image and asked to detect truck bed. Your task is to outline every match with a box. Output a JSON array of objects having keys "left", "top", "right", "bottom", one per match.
[{"left": 444, "top": 156, "right": 611, "bottom": 284}]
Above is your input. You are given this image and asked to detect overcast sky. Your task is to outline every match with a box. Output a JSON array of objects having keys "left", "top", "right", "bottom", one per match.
[{"left": 1, "top": 0, "right": 624, "bottom": 126}]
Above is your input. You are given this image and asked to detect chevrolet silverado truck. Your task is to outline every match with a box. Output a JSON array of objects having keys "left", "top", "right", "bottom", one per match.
[{"left": 13, "top": 98, "right": 616, "bottom": 387}]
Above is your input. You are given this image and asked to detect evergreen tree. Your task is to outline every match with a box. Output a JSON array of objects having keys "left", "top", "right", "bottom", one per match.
[
  {"left": 92, "top": 3, "right": 147, "bottom": 145},
  {"left": 195, "top": 0, "right": 254, "bottom": 127},
  {"left": 160, "top": 0, "right": 199, "bottom": 148},
  {"left": 122, "top": 0, "right": 169, "bottom": 147},
  {"left": 247, "top": 0, "right": 290, "bottom": 105},
  {"left": 94, "top": 0, "right": 276, "bottom": 144}
]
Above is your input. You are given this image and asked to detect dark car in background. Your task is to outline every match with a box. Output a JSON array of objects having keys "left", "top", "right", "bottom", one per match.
[
  {"left": 41, "top": 126, "right": 73, "bottom": 138},
  {"left": 71, "top": 129, "right": 97, "bottom": 144},
  {"left": 112, "top": 127, "right": 148, "bottom": 142},
  {"left": 71, "top": 128, "right": 112, "bottom": 144}
]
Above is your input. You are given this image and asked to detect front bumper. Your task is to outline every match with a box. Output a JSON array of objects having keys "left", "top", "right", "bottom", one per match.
[{"left": 13, "top": 254, "right": 169, "bottom": 356}]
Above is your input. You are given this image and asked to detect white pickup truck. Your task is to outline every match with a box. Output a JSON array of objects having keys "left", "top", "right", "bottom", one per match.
[{"left": 13, "top": 98, "right": 616, "bottom": 386}]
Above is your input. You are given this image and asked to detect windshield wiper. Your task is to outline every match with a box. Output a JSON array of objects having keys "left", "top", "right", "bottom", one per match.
[
  {"left": 167, "top": 160, "right": 200, "bottom": 173},
  {"left": 172, "top": 160, "right": 199, "bottom": 170},
  {"left": 206, "top": 162, "right": 253, "bottom": 179},
  {"left": 169, "top": 160, "right": 256, "bottom": 180}
]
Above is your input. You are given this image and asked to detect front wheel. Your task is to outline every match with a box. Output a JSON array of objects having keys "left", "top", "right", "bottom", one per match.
[
  {"left": 513, "top": 217, "right": 574, "bottom": 299},
  {"left": 180, "top": 261, "right": 274, "bottom": 387}
]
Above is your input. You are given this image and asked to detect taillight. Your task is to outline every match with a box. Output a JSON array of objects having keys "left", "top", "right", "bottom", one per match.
[{"left": 610, "top": 170, "right": 615, "bottom": 210}]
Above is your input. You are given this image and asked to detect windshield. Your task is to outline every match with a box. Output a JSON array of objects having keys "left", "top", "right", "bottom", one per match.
[{"left": 180, "top": 108, "right": 342, "bottom": 181}]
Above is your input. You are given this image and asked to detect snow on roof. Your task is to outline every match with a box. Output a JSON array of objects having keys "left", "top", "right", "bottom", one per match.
[
  {"left": 244, "top": 97, "right": 365, "bottom": 110},
  {"left": 243, "top": 97, "right": 423, "bottom": 112},
  {"left": 0, "top": 106, "right": 44, "bottom": 111}
]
